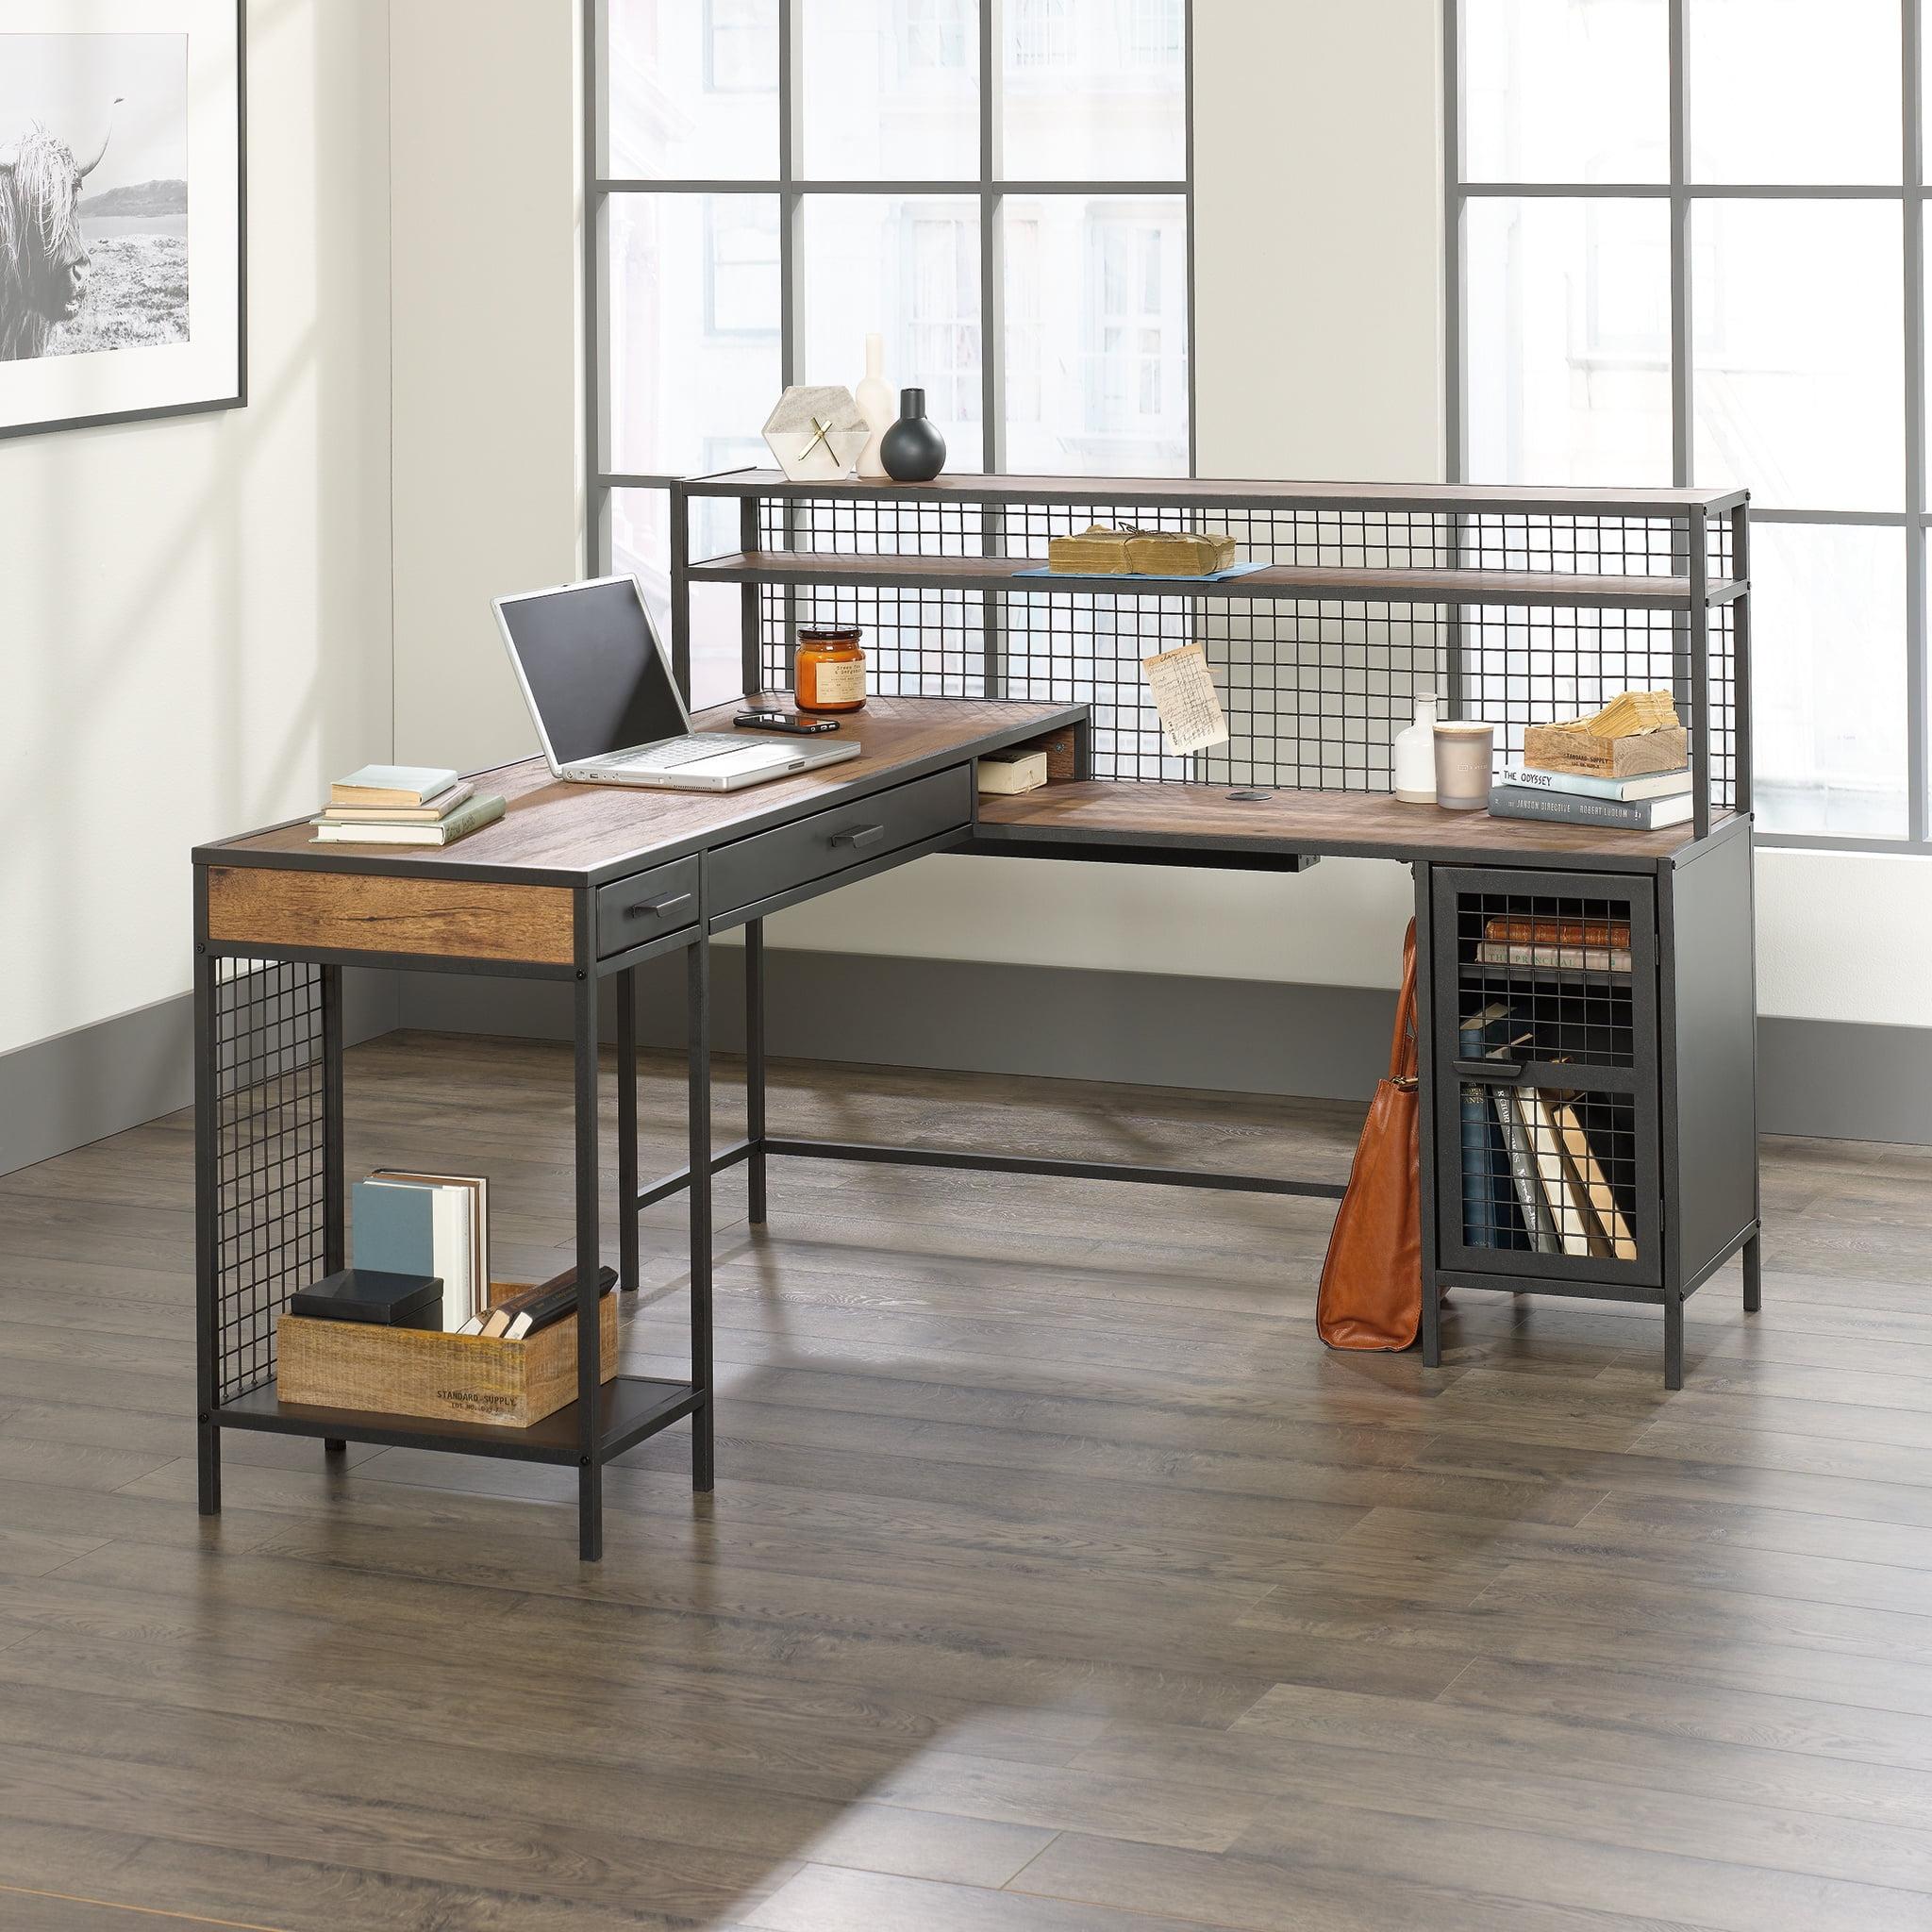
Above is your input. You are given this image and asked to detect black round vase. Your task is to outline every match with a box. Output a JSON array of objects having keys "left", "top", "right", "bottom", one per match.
[{"left": 880, "top": 387, "right": 946, "bottom": 483}]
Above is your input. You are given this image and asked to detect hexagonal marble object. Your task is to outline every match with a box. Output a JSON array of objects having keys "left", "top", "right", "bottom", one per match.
[{"left": 762, "top": 385, "right": 870, "bottom": 481}]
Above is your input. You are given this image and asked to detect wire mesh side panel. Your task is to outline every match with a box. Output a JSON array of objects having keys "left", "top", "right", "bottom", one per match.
[
  {"left": 208, "top": 958, "right": 327, "bottom": 1402},
  {"left": 1450, "top": 887, "right": 1645, "bottom": 1269},
  {"left": 740, "top": 491, "right": 1735, "bottom": 803}
]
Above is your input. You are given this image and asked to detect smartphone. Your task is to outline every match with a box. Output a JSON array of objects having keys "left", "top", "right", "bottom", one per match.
[{"left": 734, "top": 708, "right": 842, "bottom": 734}]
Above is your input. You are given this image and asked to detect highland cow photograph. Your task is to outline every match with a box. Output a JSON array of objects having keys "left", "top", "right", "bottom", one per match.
[{"left": 0, "top": 33, "right": 189, "bottom": 363}]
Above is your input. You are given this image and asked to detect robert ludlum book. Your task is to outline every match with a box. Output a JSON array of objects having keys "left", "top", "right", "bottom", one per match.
[{"left": 1487, "top": 785, "right": 1692, "bottom": 831}]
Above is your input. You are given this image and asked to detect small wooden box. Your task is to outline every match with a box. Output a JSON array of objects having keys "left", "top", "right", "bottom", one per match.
[{"left": 276, "top": 1282, "right": 618, "bottom": 1428}]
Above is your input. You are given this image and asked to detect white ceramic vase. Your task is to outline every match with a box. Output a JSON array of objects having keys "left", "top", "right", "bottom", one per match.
[
  {"left": 855, "top": 333, "right": 893, "bottom": 481},
  {"left": 1393, "top": 691, "right": 1441, "bottom": 803}
]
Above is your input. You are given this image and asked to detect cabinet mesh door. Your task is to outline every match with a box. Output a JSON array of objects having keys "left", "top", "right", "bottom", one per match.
[{"left": 1436, "top": 873, "right": 1659, "bottom": 1286}]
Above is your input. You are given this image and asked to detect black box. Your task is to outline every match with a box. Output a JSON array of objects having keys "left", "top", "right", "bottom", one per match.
[{"left": 289, "top": 1268, "right": 443, "bottom": 1328}]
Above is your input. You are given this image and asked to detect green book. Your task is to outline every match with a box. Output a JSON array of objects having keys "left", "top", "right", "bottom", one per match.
[{"left": 310, "top": 792, "right": 506, "bottom": 846}]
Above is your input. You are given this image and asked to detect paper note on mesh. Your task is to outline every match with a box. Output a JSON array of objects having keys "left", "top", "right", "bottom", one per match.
[{"left": 1141, "top": 643, "right": 1229, "bottom": 756}]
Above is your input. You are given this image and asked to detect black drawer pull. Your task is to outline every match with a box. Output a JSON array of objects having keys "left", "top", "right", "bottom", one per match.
[
  {"left": 828, "top": 824, "right": 887, "bottom": 850},
  {"left": 624, "top": 891, "right": 693, "bottom": 921},
  {"left": 1452, "top": 1058, "right": 1524, "bottom": 1081}
]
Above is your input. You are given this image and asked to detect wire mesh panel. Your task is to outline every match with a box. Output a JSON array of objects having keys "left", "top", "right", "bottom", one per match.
[
  {"left": 723, "top": 485, "right": 1740, "bottom": 812},
  {"left": 207, "top": 958, "right": 328, "bottom": 1402},
  {"left": 1436, "top": 874, "right": 1658, "bottom": 1283}
]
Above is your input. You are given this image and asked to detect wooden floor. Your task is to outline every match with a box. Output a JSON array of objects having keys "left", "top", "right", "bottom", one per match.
[{"left": 2, "top": 1035, "right": 1930, "bottom": 1931}]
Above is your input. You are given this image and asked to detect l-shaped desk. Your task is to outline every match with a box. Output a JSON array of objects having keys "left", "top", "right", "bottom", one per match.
[
  {"left": 188, "top": 718, "right": 1761, "bottom": 1560},
  {"left": 194, "top": 471, "right": 1759, "bottom": 1557}
]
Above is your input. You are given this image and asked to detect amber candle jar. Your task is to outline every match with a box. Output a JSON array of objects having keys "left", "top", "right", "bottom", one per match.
[{"left": 795, "top": 625, "right": 867, "bottom": 713}]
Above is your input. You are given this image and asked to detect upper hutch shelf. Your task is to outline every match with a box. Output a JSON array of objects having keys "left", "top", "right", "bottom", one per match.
[
  {"left": 668, "top": 469, "right": 1752, "bottom": 843},
  {"left": 676, "top": 467, "right": 1751, "bottom": 520},
  {"left": 688, "top": 549, "right": 1745, "bottom": 610}
]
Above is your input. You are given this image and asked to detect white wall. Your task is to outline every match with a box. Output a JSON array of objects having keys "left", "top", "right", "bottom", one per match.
[
  {"left": 390, "top": 0, "right": 583, "bottom": 772},
  {"left": 0, "top": 0, "right": 392, "bottom": 1057}
]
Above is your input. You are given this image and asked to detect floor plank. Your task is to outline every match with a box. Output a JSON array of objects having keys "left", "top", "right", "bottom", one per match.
[{"left": 0, "top": 1030, "right": 1924, "bottom": 1929}]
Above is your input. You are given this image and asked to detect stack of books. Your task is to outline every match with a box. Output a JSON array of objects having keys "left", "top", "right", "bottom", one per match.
[
  {"left": 1474, "top": 913, "right": 1632, "bottom": 974},
  {"left": 1458, "top": 1000, "right": 1637, "bottom": 1263},
  {"left": 1488, "top": 691, "right": 1692, "bottom": 830},
  {"left": 454, "top": 1265, "right": 616, "bottom": 1341},
  {"left": 352, "top": 1173, "right": 489, "bottom": 1331},
  {"left": 312, "top": 764, "right": 506, "bottom": 846}
]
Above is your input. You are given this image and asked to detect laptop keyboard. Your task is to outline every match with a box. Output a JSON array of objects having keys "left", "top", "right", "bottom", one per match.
[{"left": 610, "top": 738, "right": 778, "bottom": 771}]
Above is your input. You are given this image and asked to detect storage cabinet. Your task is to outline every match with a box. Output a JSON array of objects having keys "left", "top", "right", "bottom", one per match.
[
  {"left": 1431, "top": 866, "right": 1662, "bottom": 1288},
  {"left": 1422, "top": 829, "right": 1759, "bottom": 1389}
]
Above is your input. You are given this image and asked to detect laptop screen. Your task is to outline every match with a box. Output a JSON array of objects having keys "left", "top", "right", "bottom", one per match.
[{"left": 498, "top": 579, "right": 688, "bottom": 767}]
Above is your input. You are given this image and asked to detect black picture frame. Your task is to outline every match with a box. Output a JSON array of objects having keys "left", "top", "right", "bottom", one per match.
[{"left": 0, "top": 0, "right": 246, "bottom": 442}]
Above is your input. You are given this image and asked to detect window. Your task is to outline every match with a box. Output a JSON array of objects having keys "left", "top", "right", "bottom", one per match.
[
  {"left": 705, "top": 0, "right": 775, "bottom": 92},
  {"left": 1128, "top": 0, "right": 1184, "bottom": 66},
  {"left": 1091, "top": 216, "right": 1178, "bottom": 433},
  {"left": 899, "top": 0, "right": 972, "bottom": 71},
  {"left": 1449, "top": 0, "right": 1923, "bottom": 848},
  {"left": 591, "top": 0, "right": 1193, "bottom": 708},
  {"left": 1011, "top": 0, "right": 1071, "bottom": 69},
  {"left": 906, "top": 213, "right": 982, "bottom": 425}
]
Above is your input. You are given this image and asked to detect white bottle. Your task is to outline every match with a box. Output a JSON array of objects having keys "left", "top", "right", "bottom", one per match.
[
  {"left": 855, "top": 333, "right": 893, "bottom": 480},
  {"left": 1394, "top": 691, "right": 1441, "bottom": 803}
]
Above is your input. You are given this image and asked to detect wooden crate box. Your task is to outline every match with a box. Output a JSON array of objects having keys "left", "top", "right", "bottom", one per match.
[{"left": 277, "top": 1284, "right": 618, "bottom": 1428}]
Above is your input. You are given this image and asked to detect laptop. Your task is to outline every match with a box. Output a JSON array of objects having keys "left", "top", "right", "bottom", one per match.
[{"left": 493, "top": 575, "right": 861, "bottom": 791}]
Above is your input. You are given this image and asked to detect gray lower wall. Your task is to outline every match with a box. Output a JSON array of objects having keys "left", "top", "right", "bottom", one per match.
[
  {"left": 397, "top": 948, "right": 1932, "bottom": 1141},
  {"left": 0, "top": 971, "right": 399, "bottom": 1178},
  {"left": 395, "top": 949, "right": 1406, "bottom": 1103},
  {"left": 4, "top": 950, "right": 1929, "bottom": 1176}
]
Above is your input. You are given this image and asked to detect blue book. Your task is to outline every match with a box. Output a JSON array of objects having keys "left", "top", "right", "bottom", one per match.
[
  {"left": 1457, "top": 1001, "right": 1516, "bottom": 1249},
  {"left": 351, "top": 1177, "right": 436, "bottom": 1277}
]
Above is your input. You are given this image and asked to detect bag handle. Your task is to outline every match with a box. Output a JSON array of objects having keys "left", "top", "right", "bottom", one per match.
[{"left": 1388, "top": 919, "right": 1419, "bottom": 1084}]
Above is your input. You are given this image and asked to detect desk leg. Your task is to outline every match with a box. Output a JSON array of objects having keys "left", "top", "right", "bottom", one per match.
[
  {"left": 690, "top": 934, "right": 715, "bottom": 1491},
  {"left": 745, "top": 919, "right": 767, "bottom": 1225},
  {"left": 616, "top": 967, "right": 640, "bottom": 1293},
  {"left": 192, "top": 945, "right": 220, "bottom": 1516},
  {"left": 1741, "top": 1229, "right": 1761, "bottom": 1313},
  {"left": 1413, "top": 863, "right": 1443, "bottom": 1372},
  {"left": 574, "top": 968, "right": 604, "bottom": 1561}
]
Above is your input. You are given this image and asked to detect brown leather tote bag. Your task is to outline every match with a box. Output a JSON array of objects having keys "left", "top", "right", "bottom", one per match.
[{"left": 1316, "top": 920, "right": 1423, "bottom": 1351}]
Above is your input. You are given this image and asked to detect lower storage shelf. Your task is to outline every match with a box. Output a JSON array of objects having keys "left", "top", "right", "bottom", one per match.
[{"left": 214, "top": 1374, "right": 703, "bottom": 1465}]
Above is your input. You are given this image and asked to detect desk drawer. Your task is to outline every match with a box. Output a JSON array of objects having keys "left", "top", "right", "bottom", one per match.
[
  {"left": 709, "top": 765, "right": 971, "bottom": 923},
  {"left": 595, "top": 855, "right": 701, "bottom": 957}
]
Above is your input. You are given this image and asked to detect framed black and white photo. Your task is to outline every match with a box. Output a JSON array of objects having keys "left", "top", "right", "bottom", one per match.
[{"left": 0, "top": 0, "right": 242, "bottom": 440}]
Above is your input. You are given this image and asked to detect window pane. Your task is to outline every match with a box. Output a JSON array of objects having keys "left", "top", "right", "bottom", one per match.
[
  {"left": 1000, "top": 0, "right": 1186, "bottom": 181},
  {"left": 605, "top": 0, "right": 778, "bottom": 179},
  {"left": 609, "top": 490, "right": 749, "bottom": 711},
  {"left": 1691, "top": 199, "right": 1903, "bottom": 510},
  {"left": 605, "top": 194, "right": 781, "bottom": 476},
  {"left": 802, "top": 195, "right": 985, "bottom": 469},
  {"left": 1003, "top": 196, "right": 1188, "bottom": 475},
  {"left": 1464, "top": 197, "right": 1673, "bottom": 486},
  {"left": 1689, "top": 0, "right": 1899, "bottom": 184},
  {"left": 1750, "top": 522, "right": 1907, "bottom": 838},
  {"left": 801, "top": 0, "right": 979, "bottom": 180},
  {"left": 1462, "top": 0, "right": 1668, "bottom": 183}
]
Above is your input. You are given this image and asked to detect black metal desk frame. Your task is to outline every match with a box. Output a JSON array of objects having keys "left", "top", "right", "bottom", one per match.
[
  {"left": 666, "top": 470, "right": 1762, "bottom": 1393},
  {"left": 191, "top": 883, "right": 713, "bottom": 1562}
]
